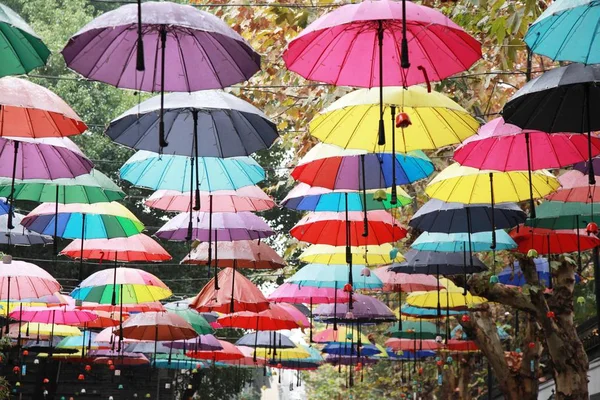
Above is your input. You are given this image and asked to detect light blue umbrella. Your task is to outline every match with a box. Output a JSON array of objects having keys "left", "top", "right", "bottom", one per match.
[
  {"left": 119, "top": 150, "right": 264, "bottom": 192},
  {"left": 525, "top": 0, "right": 600, "bottom": 64},
  {"left": 411, "top": 230, "right": 516, "bottom": 252},
  {"left": 286, "top": 264, "right": 383, "bottom": 290},
  {"left": 401, "top": 305, "right": 464, "bottom": 319}
]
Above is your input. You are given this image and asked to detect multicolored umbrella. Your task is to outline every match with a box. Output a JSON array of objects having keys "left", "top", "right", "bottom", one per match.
[
  {"left": 116, "top": 311, "right": 198, "bottom": 341},
  {"left": 120, "top": 151, "right": 264, "bottom": 192},
  {"left": 386, "top": 320, "right": 438, "bottom": 339},
  {"left": 164, "top": 301, "right": 214, "bottom": 335},
  {"left": 287, "top": 264, "right": 383, "bottom": 290},
  {"left": 276, "top": 303, "right": 311, "bottom": 329},
  {"left": 187, "top": 340, "right": 244, "bottom": 362},
  {"left": 60, "top": 234, "right": 171, "bottom": 263},
  {"left": 20, "top": 323, "right": 81, "bottom": 337},
  {"left": 291, "top": 211, "right": 406, "bottom": 246},
  {"left": 145, "top": 186, "right": 275, "bottom": 213},
  {"left": 182, "top": 240, "right": 284, "bottom": 270},
  {"left": 291, "top": 143, "right": 434, "bottom": 189},
  {"left": 0, "top": 4, "right": 50, "bottom": 77},
  {"left": 546, "top": 170, "right": 600, "bottom": 203},
  {"left": 0, "top": 256, "right": 61, "bottom": 301},
  {"left": 313, "top": 327, "right": 369, "bottom": 344},
  {"left": 400, "top": 305, "right": 465, "bottom": 319},
  {"left": 9, "top": 306, "right": 97, "bottom": 326},
  {"left": 322, "top": 343, "right": 381, "bottom": 357},
  {"left": 267, "top": 284, "right": 345, "bottom": 304},
  {"left": 164, "top": 334, "right": 223, "bottom": 351},
  {"left": 299, "top": 243, "right": 404, "bottom": 266},
  {"left": 235, "top": 332, "right": 296, "bottom": 349},
  {"left": 385, "top": 338, "right": 439, "bottom": 352},
  {"left": 411, "top": 230, "right": 516, "bottom": 252}
]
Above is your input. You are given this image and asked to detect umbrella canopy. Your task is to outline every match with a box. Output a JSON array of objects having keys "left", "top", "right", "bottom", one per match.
[
  {"left": 409, "top": 199, "right": 526, "bottom": 234},
  {"left": 187, "top": 340, "right": 244, "bottom": 361},
  {"left": 389, "top": 250, "right": 487, "bottom": 275},
  {"left": 525, "top": 201, "right": 600, "bottom": 230},
  {"left": 400, "top": 305, "right": 465, "bottom": 319},
  {"left": 116, "top": 311, "right": 198, "bottom": 341},
  {"left": 0, "top": 77, "right": 86, "bottom": 138},
  {"left": 106, "top": 90, "right": 278, "bottom": 157},
  {"left": 283, "top": 0, "right": 481, "bottom": 87},
  {"left": 524, "top": 0, "right": 600, "bottom": 64},
  {"left": 444, "top": 339, "right": 479, "bottom": 352},
  {"left": 153, "top": 354, "right": 206, "bottom": 369},
  {"left": 426, "top": 163, "right": 559, "bottom": 204},
  {"left": 267, "top": 284, "right": 346, "bottom": 304},
  {"left": 290, "top": 211, "right": 406, "bottom": 246},
  {"left": 0, "top": 4, "right": 50, "bottom": 77},
  {"left": 287, "top": 264, "right": 383, "bottom": 290},
  {"left": 386, "top": 320, "right": 438, "bottom": 339},
  {"left": 385, "top": 338, "right": 439, "bottom": 351},
  {"left": 120, "top": 151, "right": 264, "bottom": 192},
  {"left": 0, "top": 136, "right": 93, "bottom": 180},
  {"left": 0, "top": 212, "right": 53, "bottom": 246},
  {"left": 309, "top": 87, "right": 479, "bottom": 153},
  {"left": 181, "top": 240, "right": 285, "bottom": 270},
  {"left": 22, "top": 202, "right": 144, "bottom": 239},
  {"left": 189, "top": 267, "right": 270, "bottom": 313},
  {"left": 94, "top": 353, "right": 150, "bottom": 366},
  {"left": 164, "top": 301, "right": 214, "bottom": 335},
  {"left": 454, "top": 117, "right": 600, "bottom": 170},
  {"left": 156, "top": 211, "right": 274, "bottom": 242},
  {"left": 94, "top": 326, "right": 137, "bottom": 345},
  {"left": 217, "top": 304, "right": 301, "bottom": 331},
  {"left": 145, "top": 186, "right": 274, "bottom": 213},
  {"left": 406, "top": 290, "right": 486, "bottom": 310},
  {"left": 71, "top": 267, "right": 172, "bottom": 304},
  {"left": 276, "top": 303, "right": 311, "bottom": 329},
  {"left": 164, "top": 334, "right": 223, "bottom": 351},
  {"left": 282, "top": 183, "right": 411, "bottom": 211},
  {"left": 268, "top": 346, "right": 323, "bottom": 370},
  {"left": 498, "top": 258, "right": 552, "bottom": 287},
  {"left": 235, "top": 332, "right": 296, "bottom": 349},
  {"left": 547, "top": 170, "right": 600, "bottom": 203},
  {"left": 322, "top": 343, "right": 381, "bottom": 357},
  {"left": 509, "top": 226, "right": 600, "bottom": 254},
  {"left": 299, "top": 243, "right": 405, "bottom": 266},
  {"left": 56, "top": 331, "right": 98, "bottom": 349},
  {"left": 0, "top": 169, "right": 124, "bottom": 204},
  {"left": 0, "top": 256, "right": 60, "bottom": 300},
  {"left": 10, "top": 306, "right": 97, "bottom": 326},
  {"left": 325, "top": 354, "right": 379, "bottom": 365},
  {"left": 573, "top": 157, "right": 600, "bottom": 176},
  {"left": 411, "top": 230, "right": 516, "bottom": 252},
  {"left": 373, "top": 268, "right": 441, "bottom": 292},
  {"left": 313, "top": 327, "right": 369, "bottom": 344},
  {"left": 20, "top": 323, "right": 81, "bottom": 337},
  {"left": 60, "top": 234, "right": 171, "bottom": 263},
  {"left": 314, "top": 293, "right": 396, "bottom": 323},
  {"left": 291, "top": 143, "right": 434, "bottom": 189},
  {"left": 62, "top": 1, "right": 260, "bottom": 92},
  {"left": 84, "top": 310, "right": 121, "bottom": 329}
]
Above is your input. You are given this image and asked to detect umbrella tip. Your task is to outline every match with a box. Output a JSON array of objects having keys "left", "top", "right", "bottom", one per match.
[{"left": 2, "top": 255, "right": 11, "bottom": 264}]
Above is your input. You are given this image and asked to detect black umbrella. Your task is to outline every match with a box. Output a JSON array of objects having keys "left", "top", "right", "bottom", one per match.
[{"left": 503, "top": 63, "right": 600, "bottom": 185}]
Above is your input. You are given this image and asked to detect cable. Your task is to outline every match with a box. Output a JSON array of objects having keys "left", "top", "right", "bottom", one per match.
[{"left": 90, "top": 0, "right": 346, "bottom": 7}]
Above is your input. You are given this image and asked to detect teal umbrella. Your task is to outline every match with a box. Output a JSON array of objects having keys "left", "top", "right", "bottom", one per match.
[
  {"left": 386, "top": 320, "right": 438, "bottom": 339},
  {"left": 411, "top": 230, "right": 516, "bottom": 252},
  {"left": 0, "top": 3, "right": 50, "bottom": 77},
  {"left": 287, "top": 264, "right": 382, "bottom": 290},
  {"left": 164, "top": 301, "right": 213, "bottom": 335},
  {"left": 401, "top": 305, "right": 465, "bottom": 319},
  {"left": 525, "top": 201, "right": 600, "bottom": 230}
]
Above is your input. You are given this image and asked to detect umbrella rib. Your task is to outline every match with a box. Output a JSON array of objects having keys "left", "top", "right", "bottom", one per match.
[
  {"left": 172, "top": 30, "right": 193, "bottom": 93},
  {"left": 189, "top": 31, "right": 225, "bottom": 89}
]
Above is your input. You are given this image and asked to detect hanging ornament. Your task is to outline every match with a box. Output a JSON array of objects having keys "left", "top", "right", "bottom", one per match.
[
  {"left": 373, "top": 189, "right": 387, "bottom": 201},
  {"left": 15, "top": 382, "right": 20, "bottom": 387},
  {"left": 515, "top": 348, "right": 522, "bottom": 354},
  {"left": 42, "top": 378, "right": 49, "bottom": 384},
  {"left": 489, "top": 275, "right": 499, "bottom": 284},
  {"left": 22, "top": 350, "right": 28, "bottom": 357},
  {"left": 395, "top": 112, "right": 412, "bottom": 128},
  {"left": 546, "top": 311, "right": 556, "bottom": 319},
  {"left": 343, "top": 283, "right": 353, "bottom": 292},
  {"left": 345, "top": 311, "right": 354, "bottom": 319},
  {"left": 446, "top": 356, "right": 453, "bottom": 364},
  {"left": 360, "top": 267, "right": 371, "bottom": 277},
  {"left": 527, "top": 249, "right": 538, "bottom": 258},
  {"left": 346, "top": 333, "right": 354, "bottom": 340},
  {"left": 436, "top": 360, "right": 443, "bottom": 366},
  {"left": 586, "top": 222, "right": 599, "bottom": 235},
  {"left": 109, "top": 365, "right": 115, "bottom": 371},
  {"left": 12, "top": 366, "right": 19, "bottom": 374},
  {"left": 461, "top": 314, "right": 471, "bottom": 323},
  {"left": 276, "top": 275, "right": 285, "bottom": 285},
  {"left": 435, "top": 335, "right": 443, "bottom": 343},
  {"left": 118, "top": 384, "right": 124, "bottom": 390},
  {"left": 528, "top": 342, "right": 536, "bottom": 349},
  {"left": 390, "top": 248, "right": 399, "bottom": 260},
  {"left": 33, "top": 359, "right": 39, "bottom": 365},
  {"left": 84, "top": 364, "right": 92, "bottom": 372},
  {"left": 77, "top": 374, "right": 85, "bottom": 381}
]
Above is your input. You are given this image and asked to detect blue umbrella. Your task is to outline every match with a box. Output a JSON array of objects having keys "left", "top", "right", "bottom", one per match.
[
  {"left": 0, "top": 199, "right": 9, "bottom": 215},
  {"left": 495, "top": 258, "right": 578, "bottom": 287},
  {"left": 322, "top": 343, "right": 381, "bottom": 357},
  {"left": 287, "top": 264, "right": 383, "bottom": 290},
  {"left": 525, "top": 0, "right": 600, "bottom": 64},
  {"left": 411, "top": 230, "right": 517, "bottom": 252}
]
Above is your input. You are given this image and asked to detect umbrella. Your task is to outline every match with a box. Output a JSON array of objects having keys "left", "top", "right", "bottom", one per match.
[
  {"left": 498, "top": 258, "right": 552, "bottom": 287},
  {"left": 187, "top": 340, "right": 244, "bottom": 362},
  {"left": 389, "top": 250, "right": 487, "bottom": 275},
  {"left": 20, "top": 323, "right": 81, "bottom": 337},
  {"left": 287, "top": 264, "right": 383, "bottom": 290},
  {"left": 117, "top": 311, "right": 197, "bottom": 341},
  {"left": 163, "top": 335, "right": 222, "bottom": 351},
  {"left": 156, "top": 211, "right": 274, "bottom": 242},
  {"left": 426, "top": 163, "right": 559, "bottom": 204},
  {"left": 56, "top": 331, "right": 98, "bottom": 350},
  {"left": 276, "top": 303, "right": 311, "bottom": 329},
  {"left": 9, "top": 306, "right": 97, "bottom": 326},
  {"left": 573, "top": 157, "right": 600, "bottom": 176},
  {"left": 509, "top": 226, "right": 600, "bottom": 255},
  {"left": 406, "top": 290, "right": 487, "bottom": 310},
  {"left": 386, "top": 320, "right": 438, "bottom": 339},
  {"left": 0, "top": 212, "right": 53, "bottom": 246},
  {"left": 444, "top": 339, "right": 478, "bottom": 352},
  {"left": 94, "top": 326, "right": 137, "bottom": 346},
  {"left": 189, "top": 267, "right": 270, "bottom": 314},
  {"left": 84, "top": 311, "right": 121, "bottom": 329},
  {"left": 267, "top": 284, "right": 346, "bottom": 304},
  {"left": 299, "top": 243, "right": 404, "bottom": 266},
  {"left": 291, "top": 143, "right": 434, "bottom": 189},
  {"left": 373, "top": 268, "right": 441, "bottom": 292},
  {"left": 235, "top": 332, "right": 296, "bottom": 349},
  {"left": 314, "top": 293, "right": 396, "bottom": 323},
  {"left": 454, "top": 117, "right": 600, "bottom": 217},
  {"left": 224, "top": 345, "right": 266, "bottom": 367},
  {"left": 409, "top": 198, "right": 526, "bottom": 234},
  {"left": 106, "top": 90, "right": 277, "bottom": 157},
  {"left": 153, "top": 354, "right": 206, "bottom": 369},
  {"left": 216, "top": 304, "right": 301, "bottom": 331},
  {"left": 546, "top": 170, "right": 600, "bottom": 203},
  {"left": 145, "top": 186, "right": 275, "bottom": 213},
  {"left": 524, "top": 0, "right": 600, "bottom": 64},
  {"left": 385, "top": 338, "right": 439, "bottom": 352},
  {"left": 290, "top": 210, "right": 406, "bottom": 246},
  {"left": 120, "top": 151, "right": 264, "bottom": 192},
  {"left": 0, "top": 255, "right": 60, "bottom": 301},
  {"left": 313, "top": 327, "right": 369, "bottom": 344},
  {"left": 94, "top": 353, "right": 149, "bottom": 366},
  {"left": 62, "top": 1, "right": 261, "bottom": 147},
  {"left": 282, "top": 183, "right": 411, "bottom": 211},
  {"left": 411, "top": 230, "right": 517, "bottom": 252},
  {"left": 524, "top": 201, "right": 600, "bottom": 230},
  {"left": 268, "top": 346, "right": 323, "bottom": 370},
  {"left": 502, "top": 63, "right": 600, "bottom": 184},
  {"left": 400, "top": 305, "right": 465, "bottom": 319},
  {"left": 0, "top": 4, "right": 50, "bottom": 77},
  {"left": 164, "top": 301, "right": 214, "bottom": 335},
  {"left": 60, "top": 234, "right": 171, "bottom": 263},
  {"left": 324, "top": 354, "right": 379, "bottom": 366},
  {"left": 322, "top": 343, "right": 381, "bottom": 357},
  {"left": 181, "top": 240, "right": 284, "bottom": 270}
]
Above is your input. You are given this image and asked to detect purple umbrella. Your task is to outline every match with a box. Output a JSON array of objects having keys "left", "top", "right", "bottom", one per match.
[
  {"left": 314, "top": 293, "right": 396, "bottom": 323},
  {"left": 61, "top": 1, "right": 261, "bottom": 147},
  {"left": 156, "top": 211, "right": 274, "bottom": 242},
  {"left": 163, "top": 334, "right": 223, "bottom": 351}
]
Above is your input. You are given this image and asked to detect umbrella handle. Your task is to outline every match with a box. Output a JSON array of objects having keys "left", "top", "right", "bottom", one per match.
[
  {"left": 136, "top": 0, "right": 144, "bottom": 71},
  {"left": 400, "top": 0, "right": 410, "bottom": 69},
  {"left": 7, "top": 141, "right": 19, "bottom": 230},
  {"left": 377, "top": 20, "right": 385, "bottom": 146},
  {"left": 158, "top": 26, "right": 168, "bottom": 148},
  {"left": 390, "top": 105, "right": 397, "bottom": 205}
]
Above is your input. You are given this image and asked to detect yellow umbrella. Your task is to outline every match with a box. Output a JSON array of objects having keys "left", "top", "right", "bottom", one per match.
[
  {"left": 406, "top": 290, "right": 487, "bottom": 309},
  {"left": 426, "top": 163, "right": 559, "bottom": 204},
  {"left": 310, "top": 86, "right": 479, "bottom": 153},
  {"left": 313, "top": 326, "right": 369, "bottom": 344},
  {"left": 299, "top": 244, "right": 404, "bottom": 266},
  {"left": 37, "top": 350, "right": 83, "bottom": 359},
  {"left": 0, "top": 302, "right": 48, "bottom": 316},
  {"left": 254, "top": 346, "right": 310, "bottom": 360},
  {"left": 20, "top": 323, "right": 82, "bottom": 337}
]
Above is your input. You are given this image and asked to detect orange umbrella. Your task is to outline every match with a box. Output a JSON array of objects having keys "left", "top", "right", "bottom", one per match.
[
  {"left": 187, "top": 339, "right": 244, "bottom": 362},
  {"left": 216, "top": 304, "right": 300, "bottom": 331},
  {"left": 189, "top": 267, "right": 269, "bottom": 314},
  {"left": 182, "top": 240, "right": 285, "bottom": 270},
  {"left": 385, "top": 338, "right": 439, "bottom": 351},
  {"left": 444, "top": 339, "right": 478, "bottom": 352},
  {"left": 85, "top": 311, "right": 120, "bottom": 329}
]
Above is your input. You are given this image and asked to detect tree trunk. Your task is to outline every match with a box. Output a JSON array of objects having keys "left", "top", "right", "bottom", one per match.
[{"left": 457, "top": 354, "right": 474, "bottom": 400}]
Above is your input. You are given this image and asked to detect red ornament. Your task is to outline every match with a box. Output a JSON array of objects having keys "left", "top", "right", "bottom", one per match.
[
  {"left": 395, "top": 112, "right": 412, "bottom": 129},
  {"left": 528, "top": 342, "right": 536, "bottom": 349},
  {"left": 22, "top": 350, "right": 29, "bottom": 357},
  {"left": 461, "top": 315, "right": 471, "bottom": 323},
  {"left": 196, "top": 363, "right": 202, "bottom": 369},
  {"left": 107, "top": 359, "right": 114, "bottom": 366},
  {"left": 587, "top": 222, "right": 599, "bottom": 235},
  {"left": 78, "top": 374, "right": 85, "bottom": 381},
  {"left": 356, "top": 362, "right": 362, "bottom": 368},
  {"left": 343, "top": 283, "right": 353, "bottom": 293},
  {"left": 354, "top": 365, "right": 362, "bottom": 372},
  {"left": 43, "top": 378, "right": 49, "bottom": 384},
  {"left": 276, "top": 363, "right": 282, "bottom": 369},
  {"left": 84, "top": 364, "right": 92, "bottom": 372},
  {"left": 546, "top": 311, "right": 556, "bottom": 319},
  {"left": 418, "top": 367, "right": 423, "bottom": 375},
  {"left": 436, "top": 360, "right": 443, "bottom": 366},
  {"left": 12, "top": 366, "right": 19, "bottom": 374},
  {"left": 109, "top": 365, "right": 116, "bottom": 371}
]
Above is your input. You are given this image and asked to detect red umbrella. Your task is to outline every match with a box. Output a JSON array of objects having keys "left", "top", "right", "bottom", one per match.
[
  {"left": 84, "top": 311, "right": 120, "bottom": 329},
  {"left": 546, "top": 170, "right": 600, "bottom": 203},
  {"left": 509, "top": 225, "right": 600, "bottom": 254},
  {"left": 290, "top": 211, "right": 406, "bottom": 246},
  {"left": 78, "top": 302, "right": 164, "bottom": 313},
  {"left": 189, "top": 267, "right": 269, "bottom": 314},
  {"left": 94, "top": 353, "right": 149, "bottom": 366},
  {"left": 181, "top": 240, "right": 285, "bottom": 270},
  {"left": 222, "top": 345, "right": 266, "bottom": 366},
  {"left": 385, "top": 338, "right": 439, "bottom": 351},
  {"left": 187, "top": 339, "right": 244, "bottom": 362},
  {"left": 60, "top": 234, "right": 172, "bottom": 263},
  {"left": 116, "top": 311, "right": 198, "bottom": 341},
  {"left": 216, "top": 304, "right": 300, "bottom": 331},
  {"left": 373, "top": 268, "right": 441, "bottom": 292},
  {"left": 444, "top": 339, "right": 478, "bottom": 352}
]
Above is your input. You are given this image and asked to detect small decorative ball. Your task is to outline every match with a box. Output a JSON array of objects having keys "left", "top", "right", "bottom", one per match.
[{"left": 528, "top": 342, "right": 536, "bottom": 349}]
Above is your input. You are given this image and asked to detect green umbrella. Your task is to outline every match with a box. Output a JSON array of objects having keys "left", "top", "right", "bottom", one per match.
[
  {"left": 164, "top": 301, "right": 214, "bottom": 335},
  {"left": 0, "top": 3, "right": 50, "bottom": 77},
  {"left": 0, "top": 169, "right": 125, "bottom": 204},
  {"left": 525, "top": 201, "right": 600, "bottom": 230},
  {"left": 385, "top": 320, "right": 438, "bottom": 339}
]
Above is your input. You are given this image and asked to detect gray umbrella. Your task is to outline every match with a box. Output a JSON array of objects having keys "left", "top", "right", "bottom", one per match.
[{"left": 388, "top": 249, "right": 487, "bottom": 275}]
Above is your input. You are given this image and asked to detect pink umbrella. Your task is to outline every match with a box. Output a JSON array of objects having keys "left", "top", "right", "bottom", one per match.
[
  {"left": 373, "top": 268, "right": 441, "bottom": 293},
  {"left": 0, "top": 255, "right": 61, "bottom": 300},
  {"left": 546, "top": 170, "right": 600, "bottom": 203},
  {"left": 94, "top": 326, "right": 137, "bottom": 347},
  {"left": 267, "top": 283, "right": 345, "bottom": 304},
  {"left": 9, "top": 306, "right": 98, "bottom": 326},
  {"left": 60, "top": 234, "right": 172, "bottom": 263},
  {"left": 181, "top": 240, "right": 285, "bottom": 270},
  {"left": 94, "top": 352, "right": 150, "bottom": 366},
  {"left": 216, "top": 303, "right": 301, "bottom": 331},
  {"left": 276, "top": 303, "right": 311, "bottom": 329},
  {"left": 145, "top": 186, "right": 275, "bottom": 213},
  {"left": 222, "top": 345, "right": 266, "bottom": 366}
]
